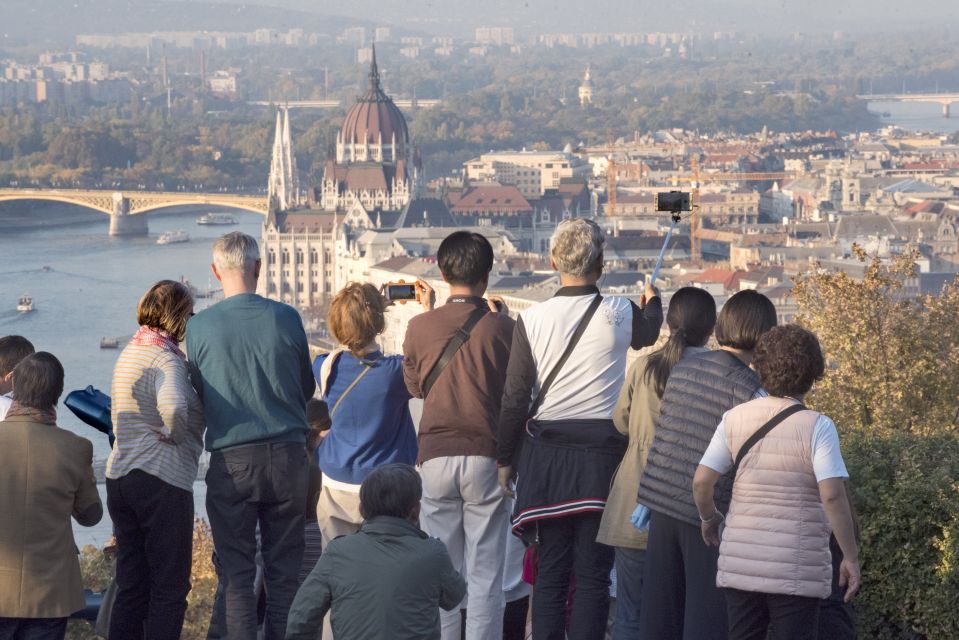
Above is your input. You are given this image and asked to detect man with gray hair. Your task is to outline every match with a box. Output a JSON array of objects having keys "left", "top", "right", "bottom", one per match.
[
  {"left": 498, "top": 218, "right": 662, "bottom": 639},
  {"left": 187, "top": 231, "right": 315, "bottom": 640}
]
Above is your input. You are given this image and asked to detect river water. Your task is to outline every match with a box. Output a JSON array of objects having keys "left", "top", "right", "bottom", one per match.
[
  {"left": 0, "top": 206, "right": 263, "bottom": 547},
  {"left": 868, "top": 100, "right": 959, "bottom": 134}
]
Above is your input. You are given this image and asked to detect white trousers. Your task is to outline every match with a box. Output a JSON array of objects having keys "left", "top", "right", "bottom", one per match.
[{"left": 419, "top": 455, "right": 508, "bottom": 640}]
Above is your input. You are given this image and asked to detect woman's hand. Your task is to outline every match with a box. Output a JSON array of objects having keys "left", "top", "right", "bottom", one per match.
[
  {"left": 415, "top": 279, "right": 435, "bottom": 312},
  {"left": 701, "top": 515, "right": 722, "bottom": 547},
  {"left": 839, "top": 557, "right": 861, "bottom": 602},
  {"left": 497, "top": 465, "right": 515, "bottom": 497}
]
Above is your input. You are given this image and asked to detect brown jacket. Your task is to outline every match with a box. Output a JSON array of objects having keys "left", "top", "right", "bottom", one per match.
[
  {"left": 0, "top": 416, "right": 102, "bottom": 618},
  {"left": 403, "top": 297, "right": 514, "bottom": 464},
  {"left": 716, "top": 397, "right": 832, "bottom": 598}
]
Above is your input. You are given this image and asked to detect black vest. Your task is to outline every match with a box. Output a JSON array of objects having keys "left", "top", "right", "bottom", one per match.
[{"left": 637, "top": 349, "right": 760, "bottom": 527}]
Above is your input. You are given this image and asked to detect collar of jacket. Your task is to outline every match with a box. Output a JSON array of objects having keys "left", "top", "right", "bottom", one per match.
[
  {"left": 1, "top": 414, "right": 54, "bottom": 426},
  {"left": 360, "top": 516, "right": 429, "bottom": 539},
  {"left": 445, "top": 295, "right": 486, "bottom": 306},
  {"left": 555, "top": 284, "right": 600, "bottom": 297}
]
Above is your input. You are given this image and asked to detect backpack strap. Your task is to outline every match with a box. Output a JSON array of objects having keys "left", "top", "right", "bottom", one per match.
[
  {"left": 529, "top": 294, "right": 603, "bottom": 417},
  {"left": 422, "top": 306, "right": 489, "bottom": 399}
]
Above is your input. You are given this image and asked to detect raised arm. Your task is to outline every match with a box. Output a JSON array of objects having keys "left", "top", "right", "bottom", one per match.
[{"left": 630, "top": 289, "right": 663, "bottom": 350}]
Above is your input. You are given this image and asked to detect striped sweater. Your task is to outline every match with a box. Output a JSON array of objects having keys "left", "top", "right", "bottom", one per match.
[{"left": 107, "top": 342, "right": 205, "bottom": 491}]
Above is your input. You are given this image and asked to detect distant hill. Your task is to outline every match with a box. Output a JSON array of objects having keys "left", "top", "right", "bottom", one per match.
[{"left": 0, "top": 0, "right": 364, "bottom": 46}]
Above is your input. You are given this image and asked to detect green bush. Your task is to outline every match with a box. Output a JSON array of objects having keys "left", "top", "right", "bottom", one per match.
[{"left": 844, "top": 431, "right": 959, "bottom": 639}]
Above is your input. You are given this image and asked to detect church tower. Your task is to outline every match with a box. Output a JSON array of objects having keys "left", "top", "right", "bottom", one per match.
[
  {"left": 268, "top": 107, "right": 300, "bottom": 211},
  {"left": 578, "top": 65, "right": 593, "bottom": 107}
]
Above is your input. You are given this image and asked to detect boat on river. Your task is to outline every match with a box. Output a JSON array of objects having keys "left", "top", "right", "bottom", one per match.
[
  {"left": 157, "top": 230, "right": 190, "bottom": 245},
  {"left": 17, "top": 295, "right": 33, "bottom": 313},
  {"left": 196, "top": 213, "right": 238, "bottom": 226}
]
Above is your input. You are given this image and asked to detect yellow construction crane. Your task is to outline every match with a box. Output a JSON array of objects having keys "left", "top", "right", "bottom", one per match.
[{"left": 672, "top": 159, "right": 800, "bottom": 262}]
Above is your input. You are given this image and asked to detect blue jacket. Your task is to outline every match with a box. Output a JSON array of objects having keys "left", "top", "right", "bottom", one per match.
[{"left": 313, "top": 351, "right": 417, "bottom": 484}]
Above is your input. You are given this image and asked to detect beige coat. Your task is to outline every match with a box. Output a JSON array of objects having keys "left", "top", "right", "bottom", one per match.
[
  {"left": 716, "top": 397, "right": 833, "bottom": 599},
  {"left": 0, "top": 416, "right": 102, "bottom": 618},
  {"left": 597, "top": 354, "right": 660, "bottom": 549}
]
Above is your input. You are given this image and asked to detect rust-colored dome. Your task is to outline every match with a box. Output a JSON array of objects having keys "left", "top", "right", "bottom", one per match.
[{"left": 340, "top": 49, "right": 409, "bottom": 148}]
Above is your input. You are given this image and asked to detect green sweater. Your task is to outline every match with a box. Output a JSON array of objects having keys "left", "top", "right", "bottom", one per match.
[
  {"left": 286, "top": 516, "right": 466, "bottom": 640},
  {"left": 186, "top": 293, "right": 315, "bottom": 451}
]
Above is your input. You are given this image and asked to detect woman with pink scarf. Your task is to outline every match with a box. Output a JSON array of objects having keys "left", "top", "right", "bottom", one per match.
[{"left": 106, "top": 280, "right": 205, "bottom": 640}]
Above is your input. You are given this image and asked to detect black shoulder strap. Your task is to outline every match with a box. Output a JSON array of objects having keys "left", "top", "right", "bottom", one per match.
[
  {"left": 529, "top": 294, "right": 603, "bottom": 417},
  {"left": 731, "top": 403, "right": 807, "bottom": 476},
  {"left": 422, "top": 306, "right": 489, "bottom": 399}
]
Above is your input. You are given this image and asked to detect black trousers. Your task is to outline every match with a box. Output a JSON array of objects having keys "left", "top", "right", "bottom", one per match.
[
  {"left": 106, "top": 469, "right": 194, "bottom": 640},
  {"left": 819, "top": 536, "right": 856, "bottom": 640},
  {"left": 725, "top": 588, "right": 821, "bottom": 640},
  {"left": 0, "top": 618, "right": 67, "bottom": 640},
  {"left": 205, "top": 442, "right": 308, "bottom": 640},
  {"left": 533, "top": 512, "right": 613, "bottom": 640},
  {"left": 639, "top": 510, "right": 728, "bottom": 640},
  {"left": 503, "top": 596, "right": 530, "bottom": 640}
]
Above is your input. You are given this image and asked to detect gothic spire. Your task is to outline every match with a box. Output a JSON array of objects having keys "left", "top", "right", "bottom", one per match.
[{"left": 369, "top": 42, "right": 380, "bottom": 90}]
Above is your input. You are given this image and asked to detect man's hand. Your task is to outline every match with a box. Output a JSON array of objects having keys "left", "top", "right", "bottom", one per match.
[
  {"left": 497, "top": 465, "right": 515, "bottom": 497},
  {"left": 415, "top": 279, "right": 435, "bottom": 312},
  {"left": 488, "top": 296, "right": 508, "bottom": 314},
  {"left": 640, "top": 282, "right": 660, "bottom": 309},
  {"left": 839, "top": 557, "right": 861, "bottom": 602}
]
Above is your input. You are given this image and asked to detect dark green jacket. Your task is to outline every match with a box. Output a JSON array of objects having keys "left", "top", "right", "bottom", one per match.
[{"left": 286, "top": 516, "right": 466, "bottom": 640}]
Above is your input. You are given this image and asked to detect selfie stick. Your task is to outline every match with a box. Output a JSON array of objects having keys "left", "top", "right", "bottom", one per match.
[{"left": 649, "top": 215, "right": 680, "bottom": 287}]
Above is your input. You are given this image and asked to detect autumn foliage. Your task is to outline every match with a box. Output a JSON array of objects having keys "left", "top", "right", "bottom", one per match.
[{"left": 794, "top": 247, "right": 959, "bottom": 638}]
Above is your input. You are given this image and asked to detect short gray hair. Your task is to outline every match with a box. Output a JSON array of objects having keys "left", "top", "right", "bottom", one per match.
[
  {"left": 551, "top": 219, "right": 605, "bottom": 276},
  {"left": 213, "top": 232, "right": 260, "bottom": 272}
]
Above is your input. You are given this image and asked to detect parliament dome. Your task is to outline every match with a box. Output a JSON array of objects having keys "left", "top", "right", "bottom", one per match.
[{"left": 340, "top": 48, "right": 409, "bottom": 148}]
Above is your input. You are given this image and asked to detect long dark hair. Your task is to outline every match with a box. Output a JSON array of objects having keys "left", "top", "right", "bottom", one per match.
[{"left": 644, "top": 287, "right": 717, "bottom": 398}]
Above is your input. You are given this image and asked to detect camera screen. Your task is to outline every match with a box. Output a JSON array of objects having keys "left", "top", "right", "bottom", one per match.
[
  {"left": 386, "top": 284, "right": 417, "bottom": 301},
  {"left": 656, "top": 191, "right": 692, "bottom": 213}
]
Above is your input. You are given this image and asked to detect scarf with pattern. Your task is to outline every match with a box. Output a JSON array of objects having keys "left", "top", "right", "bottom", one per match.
[
  {"left": 130, "top": 325, "right": 185, "bottom": 358},
  {"left": 6, "top": 401, "right": 57, "bottom": 425}
]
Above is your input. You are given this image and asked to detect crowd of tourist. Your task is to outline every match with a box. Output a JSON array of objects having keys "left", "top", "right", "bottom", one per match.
[{"left": 0, "top": 221, "right": 860, "bottom": 640}]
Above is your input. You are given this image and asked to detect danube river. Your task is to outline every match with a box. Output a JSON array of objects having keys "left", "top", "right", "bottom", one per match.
[
  {"left": 0, "top": 206, "right": 263, "bottom": 547},
  {"left": 869, "top": 100, "right": 959, "bottom": 134}
]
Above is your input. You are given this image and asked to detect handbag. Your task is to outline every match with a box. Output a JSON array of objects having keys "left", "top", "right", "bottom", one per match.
[{"left": 64, "top": 386, "right": 114, "bottom": 445}]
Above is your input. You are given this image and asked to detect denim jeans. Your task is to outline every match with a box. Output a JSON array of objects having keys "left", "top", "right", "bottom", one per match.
[
  {"left": 106, "top": 469, "right": 194, "bottom": 640},
  {"left": 0, "top": 618, "right": 67, "bottom": 640},
  {"left": 612, "top": 547, "right": 646, "bottom": 640},
  {"left": 206, "top": 442, "right": 308, "bottom": 640}
]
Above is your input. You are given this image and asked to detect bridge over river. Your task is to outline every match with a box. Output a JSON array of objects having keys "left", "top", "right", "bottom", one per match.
[
  {"left": 858, "top": 93, "right": 959, "bottom": 118},
  {"left": 0, "top": 188, "right": 268, "bottom": 235}
]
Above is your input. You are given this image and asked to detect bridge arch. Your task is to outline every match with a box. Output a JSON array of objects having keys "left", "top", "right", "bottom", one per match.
[
  {"left": 131, "top": 199, "right": 267, "bottom": 216},
  {"left": 0, "top": 193, "right": 114, "bottom": 214}
]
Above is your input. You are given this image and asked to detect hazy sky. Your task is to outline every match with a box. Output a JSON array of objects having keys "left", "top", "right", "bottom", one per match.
[{"left": 217, "top": 0, "right": 957, "bottom": 35}]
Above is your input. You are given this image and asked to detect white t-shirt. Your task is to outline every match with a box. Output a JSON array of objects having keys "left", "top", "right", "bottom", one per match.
[
  {"left": 0, "top": 392, "right": 12, "bottom": 421},
  {"left": 700, "top": 411, "right": 848, "bottom": 482}
]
